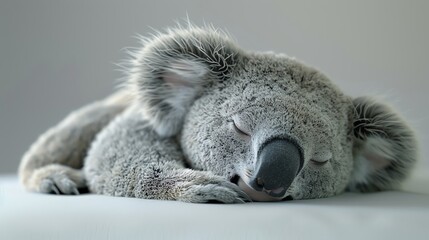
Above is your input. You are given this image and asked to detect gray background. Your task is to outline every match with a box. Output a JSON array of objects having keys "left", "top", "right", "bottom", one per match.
[{"left": 1, "top": 0, "right": 428, "bottom": 174}]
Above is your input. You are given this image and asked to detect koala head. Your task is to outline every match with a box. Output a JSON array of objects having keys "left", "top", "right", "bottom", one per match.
[{"left": 127, "top": 25, "right": 418, "bottom": 201}]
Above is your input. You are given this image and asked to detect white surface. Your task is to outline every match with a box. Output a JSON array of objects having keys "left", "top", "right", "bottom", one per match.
[{"left": 1, "top": 173, "right": 429, "bottom": 240}]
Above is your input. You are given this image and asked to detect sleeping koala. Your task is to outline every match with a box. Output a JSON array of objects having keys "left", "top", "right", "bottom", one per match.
[{"left": 18, "top": 25, "right": 418, "bottom": 203}]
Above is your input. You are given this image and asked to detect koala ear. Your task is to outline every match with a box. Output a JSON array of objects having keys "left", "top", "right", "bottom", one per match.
[
  {"left": 127, "top": 26, "right": 244, "bottom": 137},
  {"left": 348, "top": 97, "right": 418, "bottom": 192}
]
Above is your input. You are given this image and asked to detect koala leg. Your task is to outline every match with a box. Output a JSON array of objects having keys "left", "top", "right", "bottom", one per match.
[
  {"left": 19, "top": 90, "right": 130, "bottom": 194},
  {"left": 84, "top": 106, "right": 250, "bottom": 203}
]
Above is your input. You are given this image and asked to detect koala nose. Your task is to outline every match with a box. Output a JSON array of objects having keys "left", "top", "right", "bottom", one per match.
[{"left": 249, "top": 138, "right": 303, "bottom": 197}]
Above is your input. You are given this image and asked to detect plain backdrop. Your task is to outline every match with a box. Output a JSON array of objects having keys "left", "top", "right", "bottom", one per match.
[{"left": 0, "top": 0, "right": 428, "bottom": 174}]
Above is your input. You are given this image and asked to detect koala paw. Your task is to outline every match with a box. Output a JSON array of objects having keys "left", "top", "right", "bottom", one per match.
[
  {"left": 39, "top": 175, "right": 79, "bottom": 195},
  {"left": 24, "top": 164, "right": 85, "bottom": 195},
  {"left": 179, "top": 180, "right": 251, "bottom": 204}
]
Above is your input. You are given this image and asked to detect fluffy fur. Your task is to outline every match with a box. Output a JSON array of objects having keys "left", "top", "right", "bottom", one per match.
[{"left": 19, "top": 25, "right": 418, "bottom": 203}]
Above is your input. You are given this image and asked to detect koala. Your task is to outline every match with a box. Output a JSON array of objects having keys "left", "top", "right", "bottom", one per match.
[{"left": 18, "top": 25, "right": 418, "bottom": 203}]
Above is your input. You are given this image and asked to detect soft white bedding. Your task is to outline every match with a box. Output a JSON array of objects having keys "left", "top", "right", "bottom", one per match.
[{"left": 1, "top": 172, "right": 428, "bottom": 240}]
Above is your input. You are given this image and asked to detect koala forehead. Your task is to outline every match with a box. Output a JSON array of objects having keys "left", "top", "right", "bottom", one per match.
[
  {"left": 236, "top": 53, "right": 349, "bottom": 105},
  {"left": 196, "top": 52, "right": 353, "bottom": 129}
]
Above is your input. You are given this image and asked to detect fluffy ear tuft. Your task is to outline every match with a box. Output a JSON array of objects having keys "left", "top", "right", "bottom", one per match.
[
  {"left": 126, "top": 25, "right": 244, "bottom": 137},
  {"left": 348, "top": 97, "right": 418, "bottom": 192}
]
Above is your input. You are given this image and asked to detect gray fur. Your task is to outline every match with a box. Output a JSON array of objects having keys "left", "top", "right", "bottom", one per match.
[
  {"left": 19, "top": 25, "right": 418, "bottom": 203},
  {"left": 348, "top": 97, "right": 418, "bottom": 192},
  {"left": 18, "top": 91, "right": 130, "bottom": 194}
]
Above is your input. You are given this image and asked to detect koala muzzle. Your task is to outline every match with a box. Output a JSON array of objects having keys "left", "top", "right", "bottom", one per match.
[{"left": 249, "top": 138, "right": 303, "bottom": 197}]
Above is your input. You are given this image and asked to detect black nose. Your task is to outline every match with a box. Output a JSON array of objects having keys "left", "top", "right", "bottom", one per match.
[{"left": 249, "top": 138, "right": 303, "bottom": 197}]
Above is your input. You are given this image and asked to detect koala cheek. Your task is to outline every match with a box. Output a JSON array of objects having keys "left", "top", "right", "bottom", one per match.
[
  {"left": 290, "top": 158, "right": 352, "bottom": 199},
  {"left": 181, "top": 117, "right": 247, "bottom": 177}
]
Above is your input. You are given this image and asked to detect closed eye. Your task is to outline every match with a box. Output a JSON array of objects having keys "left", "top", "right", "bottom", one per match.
[
  {"left": 228, "top": 119, "right": 250, "bottom": 136},
  {"left": 310, "top": 151, "right": 332, "bottom": 166},
  {"left": 310, "top": 159, "right": 329, "bottom": 166}
]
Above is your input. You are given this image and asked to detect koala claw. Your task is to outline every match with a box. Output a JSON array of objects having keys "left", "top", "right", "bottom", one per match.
[
  {"left": 180, "top": 182, "right": 251, "bottom": 204},
  {"left": 219, "top": 181, "right": 253, "bottom": 203},
  {"left": 39, "top": 176, "right": 80, "bottom": 195}
]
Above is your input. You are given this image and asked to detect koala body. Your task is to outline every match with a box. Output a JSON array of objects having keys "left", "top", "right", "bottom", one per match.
[{"left": 19, "top": 25, "right": 418, "bottom": 203}]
